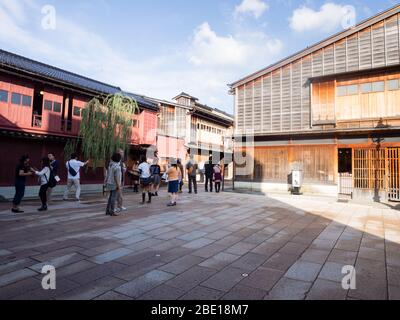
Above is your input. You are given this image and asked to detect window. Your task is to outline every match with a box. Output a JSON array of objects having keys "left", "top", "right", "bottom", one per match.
[
  {"left": 347, "top": 85, "right": 359, "bottom": 95},
  {"left": 11, "top": 93, "right": 22, "bottom": 105},
  {"left": 337, "top": 86, "right": 347, "bottom": 97},
  {"left": 53, "top": 102, "right": 62, "bottom": 112},
  {"left": 388, "top": 79, "right": 399, "bottom": 91},
  {"left": 132, "top": 119, "right": 138, "bottom": 127},
  {"left": 73, "top": 106, "right": 81, "bottom": 117},
  {"left": 44, "top": 100, "right": 53, "bottom": 110},
  {"left": 372, "top": 81, "right": 384, "bottom": 92},
  {"left": 0, "top": 89, "right": 8, "bottom": 103},
  {"left": 361, "top": 83, "right": 372, "bottom": 93},
  {"left": 22, "top": 95, "right": 32, "bottom": 107}
]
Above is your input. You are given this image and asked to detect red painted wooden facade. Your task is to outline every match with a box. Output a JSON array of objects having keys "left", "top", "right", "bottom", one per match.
[
  {"left": 0, "top": 73, "right": 158, "bottom": 144},
  {"left": 0, "top": 72, "right": 158, "bottom": 189}
]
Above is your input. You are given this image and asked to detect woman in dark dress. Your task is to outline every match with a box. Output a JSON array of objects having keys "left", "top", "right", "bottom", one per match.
[{"left": 11, "top": 155, "right": 33, "bottom": 213}]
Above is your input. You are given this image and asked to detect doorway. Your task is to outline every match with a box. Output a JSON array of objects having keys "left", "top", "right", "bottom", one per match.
[
  {"left": 32, "top": 85, "right": 44, "bottom": 128},
  {"left": 338, "top": 148, "right": 353, "bottom": 196}
]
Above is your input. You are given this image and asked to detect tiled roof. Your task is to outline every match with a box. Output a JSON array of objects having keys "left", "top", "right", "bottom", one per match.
[
  {"left": 122, "top": 91, "right": 158, "bottom": 111},
  {"left": 0, "top": 49, "right": 158, "bottom": 111},
  {"left": 0, "top": 49, "right": 121, "bottom": 94}
]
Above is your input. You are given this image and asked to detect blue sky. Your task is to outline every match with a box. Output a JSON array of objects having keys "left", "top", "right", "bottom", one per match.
[{"left": 0, "top": 0, "right": 397, "bottom": 114}]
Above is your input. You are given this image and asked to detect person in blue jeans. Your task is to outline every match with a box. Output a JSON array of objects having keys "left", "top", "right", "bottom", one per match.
[{"left": 11, "top": 155, "right": 33, "bottom": 213}]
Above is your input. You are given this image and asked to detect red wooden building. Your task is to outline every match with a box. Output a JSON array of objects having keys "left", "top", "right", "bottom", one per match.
[{"left": 0, "top": 49, "right": 158, "bottom": 199}]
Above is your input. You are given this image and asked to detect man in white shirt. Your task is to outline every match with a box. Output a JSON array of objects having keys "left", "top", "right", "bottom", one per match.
[{"left": 63, "top": 153, "right": 89, "bottom": 201}]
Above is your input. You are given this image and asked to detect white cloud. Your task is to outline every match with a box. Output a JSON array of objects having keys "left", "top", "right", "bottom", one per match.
[
  {"left": 0, "top": 0, "right": 283, "bottom": 113},
  {"left": 289, "top": 3, "right": 356, "bottom": 33},
  {"left": 189, "top": 22, "right": 282, "bottom": 68},
  {"left": 235, "top": 0, "right": 269, "bottom": 19}
]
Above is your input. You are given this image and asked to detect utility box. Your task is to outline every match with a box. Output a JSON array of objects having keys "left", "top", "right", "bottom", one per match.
[{"left": 291, "top": 170, "right": 303, "bottom": 195}]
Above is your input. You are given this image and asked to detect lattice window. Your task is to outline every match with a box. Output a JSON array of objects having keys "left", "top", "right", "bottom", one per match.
[
  {"left": 354, "top": 148, "right": 385, "bottom": 190},
  {"left": 388, "top": 148, "right": 400, "bottom": 201}
]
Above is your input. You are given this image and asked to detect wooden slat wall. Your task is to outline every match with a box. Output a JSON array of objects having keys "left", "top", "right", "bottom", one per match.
[
  {"left": 292, "top": 61, "right": 302, "bottom": 130},
  {"left": 235, "top": 13, "right": 400, "bottom": 135},
  {"left": 253, "top": 79, "right": 262, "bottom": 132},
  {"left": 249, "top": 145, "right": 336, "bottom": 184},
  {"left": 236, "top": 85, "right": 245, "bottom": 130},
  {"left": 262, "top": 75, "right": 271, "bottom": 132},
  {"left": 271, "top": 70, "right": 281, "bottom": 132},
  {"left": 347, "top": 34, "right": 359, "bottom": 71},
  {"left": 282, "top": 66, "right": 291, "bottom": 131}
]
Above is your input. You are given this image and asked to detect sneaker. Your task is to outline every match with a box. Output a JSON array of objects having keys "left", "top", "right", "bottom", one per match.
[
  {"left": 11, "top": 208, "right": 24, "bottom": 213},
  {"left": 119, "top": 207, "right": 127, "bottom": 212},
  {"left": 110, "top": 211, "right": 120, "bottom": 216},
  {"left": 38, "top": 207, "right": 47, "bottom": 212},
  {"left": 167, "top": 203, "right": 175, "bottom": 207}
]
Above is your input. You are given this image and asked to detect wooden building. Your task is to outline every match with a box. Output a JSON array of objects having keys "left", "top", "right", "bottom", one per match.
[
  {"left": 147, "top": 92, "right": 234, "bottom": 174},
  {"left": 0, "top": 49, "right": 158, "bottom": 199},
  {"left": 229, "top": 5, "right": 400, "bottom": 202}
]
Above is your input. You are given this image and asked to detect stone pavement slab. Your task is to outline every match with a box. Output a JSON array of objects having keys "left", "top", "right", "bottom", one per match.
[{"left": 0, "top": 190, "right": 399, "bottom": 300}]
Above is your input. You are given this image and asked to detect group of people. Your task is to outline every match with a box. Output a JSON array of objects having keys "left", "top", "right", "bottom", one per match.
[
  {"left": 11, "top": 152, "right": 88, "bottom": 213},
  {"left": 11, "top": 150, "right": 224, "bottom": 216}
]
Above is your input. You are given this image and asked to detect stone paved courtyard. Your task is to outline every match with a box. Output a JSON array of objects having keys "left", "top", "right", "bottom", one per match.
[{"left": 0, "top": 189, "right": 400, "bottom": 300}]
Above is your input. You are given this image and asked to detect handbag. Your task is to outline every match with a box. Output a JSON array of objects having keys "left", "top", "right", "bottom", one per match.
[{"left": 68, "top": 161, "right": 78, "bottom": 177}]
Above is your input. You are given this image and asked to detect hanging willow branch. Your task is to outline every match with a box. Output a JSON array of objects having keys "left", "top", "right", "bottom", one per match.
[{"left": 66, "top": 93, "right": 139, "bottom": 169}]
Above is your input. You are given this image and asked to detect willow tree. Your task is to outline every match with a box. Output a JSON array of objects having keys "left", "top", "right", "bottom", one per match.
[{"left": 64, "top": 93, "right": 139, "bottom": 169}]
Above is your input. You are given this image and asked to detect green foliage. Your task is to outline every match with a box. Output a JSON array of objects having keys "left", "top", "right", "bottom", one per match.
[
  {"left": 63, "top": 139, "right": 77, "bottom": 161},
  {"left": 65, "top": 93, "right": 139, "bottom": 169}
]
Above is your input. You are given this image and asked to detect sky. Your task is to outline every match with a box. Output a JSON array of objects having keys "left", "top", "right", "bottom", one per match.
[{"left": 0, "top": 0, "right": 398, "bottom": 114}]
